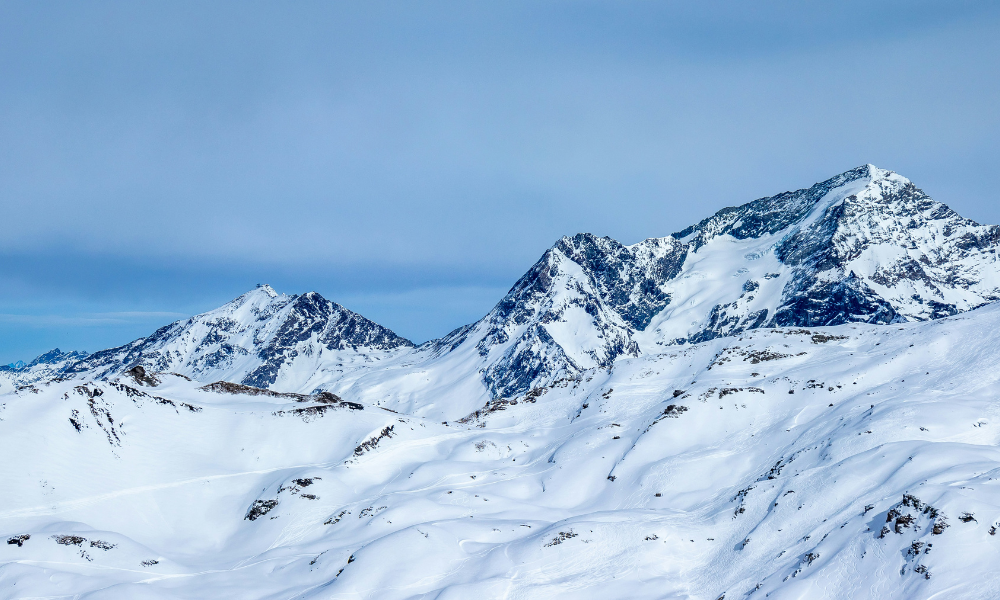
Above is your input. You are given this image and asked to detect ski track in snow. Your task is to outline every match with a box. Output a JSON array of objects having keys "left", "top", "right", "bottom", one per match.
[{"left": 0, "top": 466, "right": 332, "bottom": 521}]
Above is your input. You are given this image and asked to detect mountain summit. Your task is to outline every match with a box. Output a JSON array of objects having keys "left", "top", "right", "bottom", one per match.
[
  {"left": 654, "top": 164, "right": 1000, "bottom": 342},
  {"left": 425, "top": 164, "right": 1000, "bottom": 399},
  {"left": 62, "top": 285, "right": 413, "bottom": 390}
]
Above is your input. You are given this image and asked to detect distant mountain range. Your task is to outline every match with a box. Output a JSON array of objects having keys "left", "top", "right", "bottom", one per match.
[{"left": 5, "top": 165, "right": 1000, "bottom": 413}]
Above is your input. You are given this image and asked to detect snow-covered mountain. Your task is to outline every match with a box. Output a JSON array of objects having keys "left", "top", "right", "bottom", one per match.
[
  {"left": 439, "top": 233, "right": 688, "bottom": 399},
  {"left": 330, "top": 165, "right": 1000, "bottom": 411},
  {"left": 7, "top": 165, "right": 1000, "bottom": 415},
  {"left": 0, "top": 349, "right": 88, "bottom": 394},
  {"left": 668, "top": 164, "right": 1000, "bottom": 337},
  {"left": 57, "top": 284, "right": 414, "bottom": 391},
  {"left": 5, "top": 164, "right": 1000, "bottom": 598}
]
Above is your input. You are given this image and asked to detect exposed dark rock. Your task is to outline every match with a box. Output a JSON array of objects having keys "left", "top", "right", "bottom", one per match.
[
  {"left": 772, "top": 271, "right": 900, "bottom": 328},
  {"left": 200, "top": 381, "right": 309, "bottom": 401},
  {"left": 472, "top": 234, "right": 686, "bottom": 398},
  {"left": 53, "top": 535, "right": 85, "bottom": 546},
  {"left": 245, "top": 499, "right": 278, "bottom": 521},
  {"left": 125, "top": 365, "right": 160, "bottom": 387},
  {"left": 354, "top": 425, "right": 395, "bottom": 456}
]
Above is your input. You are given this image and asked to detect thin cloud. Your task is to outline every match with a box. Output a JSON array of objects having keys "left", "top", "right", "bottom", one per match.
[{"left": 0, "top": 312, "right": 187, "bottom": 327}]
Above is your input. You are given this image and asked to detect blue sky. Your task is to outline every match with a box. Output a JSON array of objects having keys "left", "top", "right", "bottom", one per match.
[{"left": 1, "top": 1, "right": 999, "bottom": 363}]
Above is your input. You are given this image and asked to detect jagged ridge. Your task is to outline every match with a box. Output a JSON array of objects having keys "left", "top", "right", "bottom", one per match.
[{"left": 6, "top": 165, "right": 1000, "bottom": 407}]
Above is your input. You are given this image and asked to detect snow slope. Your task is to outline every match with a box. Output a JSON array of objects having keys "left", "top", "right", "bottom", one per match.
[{"left": 3, "top": 302, "right": 1000, "bottom": 599}]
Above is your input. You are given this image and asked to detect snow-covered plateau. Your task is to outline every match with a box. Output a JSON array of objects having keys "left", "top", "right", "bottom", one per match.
[{"left": 3, "top": 165, "right": 1000, "bottom": 599}]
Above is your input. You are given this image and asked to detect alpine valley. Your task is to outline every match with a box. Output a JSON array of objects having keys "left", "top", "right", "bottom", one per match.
[{"left": 4, "top": 165, "right": 1000, "bottom": 599}]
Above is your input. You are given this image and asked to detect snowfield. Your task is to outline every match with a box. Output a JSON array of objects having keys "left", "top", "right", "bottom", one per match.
[
  {"left": 3, "top": 164, "right": 1000, "bottom": 598},
  {"left": 4, "top": 305, "right": 1000, "bottom": 598}
]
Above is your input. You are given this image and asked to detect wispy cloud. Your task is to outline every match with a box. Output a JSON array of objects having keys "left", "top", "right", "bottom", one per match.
[{"left": 0, "top": 311, "right": 187, "bottom": 327}]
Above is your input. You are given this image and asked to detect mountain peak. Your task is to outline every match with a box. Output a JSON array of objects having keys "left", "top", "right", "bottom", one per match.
[
  {"left": 255, "top": 283, "right": 278, "bottom": 298},
  {"left": 238, "top": 283, "right": 283, "bottom": 305},
  {"left": 28, "top": 348, "right": 88, "bottom": 368},
  {"left": 672, "top": 164, "right": 912, "bottom": 251},
  {"left": 650, "top": 164, "right": 1000, "bottom": 342},
  {"left": 57, "top": 286, "right": 413, "bottom": 390},
  {"left": 860, "top": 163, "right": 911, "bottom": 184},
  {"left": 461, "top": 230, "right": 688, "bottom": 398}
]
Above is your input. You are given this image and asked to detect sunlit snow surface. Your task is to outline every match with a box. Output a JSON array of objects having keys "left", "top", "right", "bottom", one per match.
[{"left": 4, "top": 304, "right": 1000, "bottom": 599}]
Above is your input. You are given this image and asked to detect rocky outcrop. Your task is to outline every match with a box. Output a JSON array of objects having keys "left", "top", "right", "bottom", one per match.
[{"left": 466, "top": 233, "right": 687, "bottom": 398}]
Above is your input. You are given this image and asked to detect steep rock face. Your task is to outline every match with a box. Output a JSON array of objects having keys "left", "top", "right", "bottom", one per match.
[
  {"left": 463, "top": 234, "right": 687, "bottom": 398},
  {"left": 674, "top": 166, "right": 875, "bottom": 251},
  {"left": 772, "top": 167, "right": 1000, "bottom": 323},
  {"left": 240, "top": 291, "right": 415, "bottom": 388},
  {"left": 62, "top": 285, "right": 413, "bottom": 388}
]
